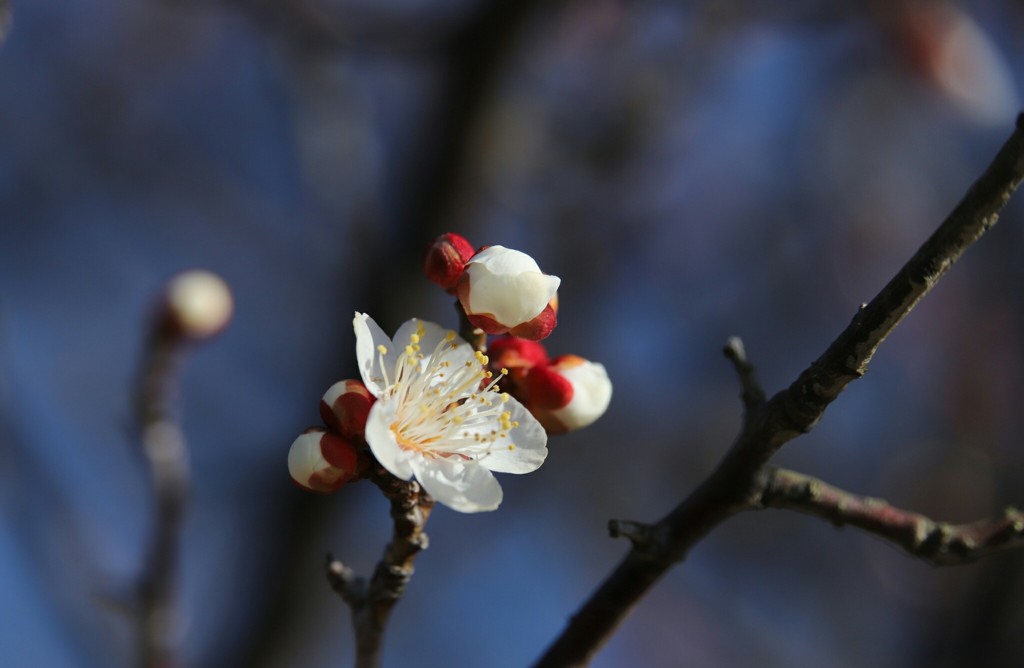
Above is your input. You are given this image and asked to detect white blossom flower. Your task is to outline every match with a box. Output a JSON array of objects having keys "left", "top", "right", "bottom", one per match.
[
  {"left": 456, "top": 246, "right": 560, "bottom": 339},
  {"left": 354, "top": 312, "right": 548, "bottom": 512}
]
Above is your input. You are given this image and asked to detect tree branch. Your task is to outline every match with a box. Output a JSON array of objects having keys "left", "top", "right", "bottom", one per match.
[
  {"left": 326, "top": 467, "right": 434, "bottom": 668},
  {"left": 135, "top": 271, "right": 232, "bottom": 668},
  {"left": 755, "top": 467, "right": 1024, "bottom": 566},
  {"left": 533, "top": 115, "right": 1024, "bottom": 668},
  {"left": 723, "top": 336, "right": 766, "bottom": 415}
]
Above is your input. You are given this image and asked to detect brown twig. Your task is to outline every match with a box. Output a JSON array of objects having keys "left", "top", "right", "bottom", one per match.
[
  {"left": 326, "top": 466, "right": 434, "bottom": 668},
  {"left": 533, "top": 115, "right": 1024, "bottom": 668},
  {"left": 754, "top": 467, "right": 1024, "bottom": 566},
  {"left": 135, "top": 271, "right": 232, "bottom": 668}
]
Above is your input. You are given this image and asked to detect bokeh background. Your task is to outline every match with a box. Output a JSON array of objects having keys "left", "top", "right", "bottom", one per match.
[{"left": 3, "top": 1, "right": 1024, "bottom": 666}]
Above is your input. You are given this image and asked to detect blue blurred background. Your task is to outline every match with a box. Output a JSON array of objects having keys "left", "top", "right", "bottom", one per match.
[{"left": 3, "top": 1, "right": 1024, "bottom": 666}]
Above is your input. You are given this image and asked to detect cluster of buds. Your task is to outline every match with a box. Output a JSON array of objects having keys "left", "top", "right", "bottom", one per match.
[
  {"left": 288, "top": 380, "right": 374, "bottom": 493},
  {"left": 288, "top": 232, "right": 612, "bottom": 512},
  {"left": 488, "top": 336, "right": 612, "bottom": 434},
  {"left": 424, "top": 233, "right": 560, "bottom": 340}
]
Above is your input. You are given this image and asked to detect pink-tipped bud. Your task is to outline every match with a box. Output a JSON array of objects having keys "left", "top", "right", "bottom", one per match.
[
  {"left": 488, "top": 336, "right": 551, "bottom": 370},
  {"left": 456, "top": 246, "right": 561, "bottom": 340},
  {"left": 288, "top": 428, "right": 360, "bottom": 493},
  {"left": 526, "top": 355, "right": 612, "bottom": 434},
  {"left": 319, "top": 380, "right": 375, "bottom": 441},
  {"left": 424, "top": 232, "right": 476, "bottom": 292}
]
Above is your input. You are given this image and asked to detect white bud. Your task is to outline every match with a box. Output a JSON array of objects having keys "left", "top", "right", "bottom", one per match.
[
  {"left": 166, "top": 270, "right": 233, "bottom": 338},
  {"left": 457, "top": 246, "right": 560, "bottom": 335},
  {"left": 543, "top": 356, "right": 612, "bottom": 433}
]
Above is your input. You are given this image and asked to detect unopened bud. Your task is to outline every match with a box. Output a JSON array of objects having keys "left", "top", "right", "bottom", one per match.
[
  {"left": 488, "top": 336, "right": 551, "bottom": 370},
  {"left": 319, "top": 379, "right": 375, "bottom": 441},
  {"left": 163, "top": 270, "right": 233, "bottom": 339},
  {"left": 288, "top": 428, "right": 360, "bottom": 493},
  {"left": 456, "top": 246, "right": 560, "bottom": 340},
  {"left": 527, "top": 355, "right": 611, "bottom": 434},
  {"left": 424, "top": 232, "right": 476, "bottom": 292}
]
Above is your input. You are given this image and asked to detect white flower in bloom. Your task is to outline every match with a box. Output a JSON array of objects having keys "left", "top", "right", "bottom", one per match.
[
  {"left": 354, "top": 312, "right": 548, "bottom": 512},
  {"left": 457, "top": 246, "right": 560, "bottom": 337}
]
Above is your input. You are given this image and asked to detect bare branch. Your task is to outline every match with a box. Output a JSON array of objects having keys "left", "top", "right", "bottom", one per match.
[
  {"left": 135, "top": 271, "right": 232, "bottom": 668},
  {"left": 723, "top": 336, "right": 766, "bottom": 414},
  {"left": 532, "top": 115, "right": 1024, "bottom": 668},
  {"left": 755, "top": 468, "right": 1024, "bottom": 566},
  {"left": 327, "top": 466, "right": 434, "bottom": 668}
]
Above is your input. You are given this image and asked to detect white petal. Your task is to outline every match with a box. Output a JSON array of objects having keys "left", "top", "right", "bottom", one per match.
[
  {"left": 477, "top": 398, "right": 548, "bottom": 474},
  {"left": 353, "top": 312, "right": 395, "bottom": 397},
  {"left": 393, "top": 318, "right": 476, "bottom": 372},
  {"left": 551, "top": 361, "right": 612, "bottom": 430},
  {"left": 470, "top": 245, "right": 541, "bottom": 274},
  {"left": 412, "top": 457, "right": 503, "bottom": 513},
  {"left": 364, "top": 400, "right": 414, "bottom": 480}
]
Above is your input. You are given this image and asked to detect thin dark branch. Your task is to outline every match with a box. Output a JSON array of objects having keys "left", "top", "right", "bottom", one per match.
[
  {"left": 135, "top": 271, "right": 232, "bottom": 668},
  {"left": 326, "top": 466, "right": 434, "bottom": 668},
  {"left": 723, "top": 336, "right": 766, "bottom": 414},
  {"left": 533, "top": 115, "right": 1024, "bottom": 668},
  {"left": 755, "top": 467, "right": 1024, "bottom": 566}
]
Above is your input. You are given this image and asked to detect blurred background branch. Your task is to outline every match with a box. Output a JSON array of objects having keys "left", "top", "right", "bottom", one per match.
[{"left": 135, "top": 271, "right": 232, "bottom": 668}]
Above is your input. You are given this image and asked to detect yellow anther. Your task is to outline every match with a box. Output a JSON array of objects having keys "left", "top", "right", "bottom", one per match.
[
  {"left": 500, "top": 393, "right": 510, "bottom": 402},
  {"left": 411, "top": 334, "right": 420, "bottom": 344},
  {"left": 405, "top": 345, "right": 415, "bottom": 356},
  {"left": 445, "top": 331, "right": 456, "bottom": 341},
  {"left": 501, "top": 368, "right": 509, "bottom": 375},
  {"left": 377, "top": 344, "right": 388, "bottom": 355},
  {"left": 508, "top": 444, "right": 516, "bottom": 451}
]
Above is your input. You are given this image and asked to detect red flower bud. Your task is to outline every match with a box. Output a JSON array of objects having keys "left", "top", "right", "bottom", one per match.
[
  {"left": 524, "top": 365, "right": 575, "bottom": 410},
  {"left": 288, "top": 428, "right": 360, "bottom": 493},
  {"left": 319, "top": 379, "right": 375, "bottom": 441},
  {"left": 524, "top": 355, "right": 612, "bottom": 434},
  {"left": 424, "top": 232, "right": 476, "bottom": 292},
  {"left": 488, "top": 336, "right": 551, "bottom": 370}
]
